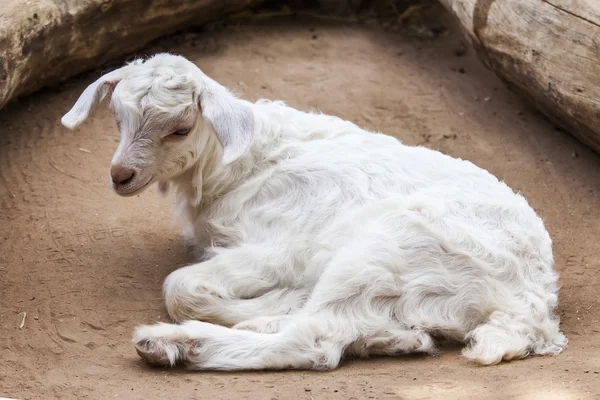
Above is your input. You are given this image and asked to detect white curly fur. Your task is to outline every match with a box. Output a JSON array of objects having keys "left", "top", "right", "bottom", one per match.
[{"left": 62, "top": 53, "right": 567, "bottom": 371}]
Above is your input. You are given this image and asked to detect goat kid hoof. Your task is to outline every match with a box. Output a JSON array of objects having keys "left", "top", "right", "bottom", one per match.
[{"left": 134, "top": 339, "right": 172, "bottom": 367}]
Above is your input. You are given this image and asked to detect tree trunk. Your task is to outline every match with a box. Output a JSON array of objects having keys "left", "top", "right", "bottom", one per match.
[
  {"left": 437, "top": 0, "right": 600, "bottom": 153},
  {"left": 0, "top": 0, "right": 264, "bottom": 109}
]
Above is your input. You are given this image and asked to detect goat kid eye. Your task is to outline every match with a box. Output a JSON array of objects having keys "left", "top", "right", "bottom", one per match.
[{"left": 171, "top": 128, "right": 191, "bottom": 136}]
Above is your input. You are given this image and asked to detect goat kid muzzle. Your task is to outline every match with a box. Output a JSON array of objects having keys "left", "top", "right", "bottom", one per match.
[{"left": 109, "top": 162, "right": 152, "bottom": 196}]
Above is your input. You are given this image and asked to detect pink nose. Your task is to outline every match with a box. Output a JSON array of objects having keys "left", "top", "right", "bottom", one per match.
[{"left": 111, "top": 165, "right": 135, "bottom": 185}]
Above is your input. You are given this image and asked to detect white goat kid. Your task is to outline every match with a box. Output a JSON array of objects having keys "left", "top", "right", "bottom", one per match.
[{"left": 62, "top": 53, "right": 567, "bottom": 371}]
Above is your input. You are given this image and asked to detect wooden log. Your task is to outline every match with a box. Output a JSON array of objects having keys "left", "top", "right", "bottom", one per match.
[
  {"left": 0, "top": 0, "right": 264, "bottom": 109},
  {"left": 437, "top": 0, "right": 600, "bottom": 153}
]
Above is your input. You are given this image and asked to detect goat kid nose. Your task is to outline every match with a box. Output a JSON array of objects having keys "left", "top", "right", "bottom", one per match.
[{"left": 111, "top": 165, "right": 135, "bottom": 185}]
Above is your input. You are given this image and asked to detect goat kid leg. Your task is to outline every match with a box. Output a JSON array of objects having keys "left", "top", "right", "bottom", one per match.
[
  {"left": 233, "top": 314, "right": 295, "bottom": 334},
  {"left": 134, "top": 314, "right": 362, "bottom": 371},
  {"left": 164, "top": 245, "right": 307, "bottom": 325},
  {"left": 348, "top": 327, "right": 436, "bottom": 357}
]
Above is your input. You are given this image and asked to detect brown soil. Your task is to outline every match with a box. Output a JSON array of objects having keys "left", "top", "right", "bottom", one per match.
[{"left": 1, "top": 10, "right": 599, "bottom": 400}]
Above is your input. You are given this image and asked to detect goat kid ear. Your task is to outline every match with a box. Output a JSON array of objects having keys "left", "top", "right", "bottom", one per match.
[
  {"left": 61, "top": 66, "right": 132, "bottom": 130},
  {"left": 199, "top": 82, "right": 254, "bottom": 165}
]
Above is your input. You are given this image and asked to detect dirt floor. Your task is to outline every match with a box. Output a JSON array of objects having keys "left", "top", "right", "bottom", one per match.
[{"left": 1, "top": 8, "right": 599, "bottom": 400}]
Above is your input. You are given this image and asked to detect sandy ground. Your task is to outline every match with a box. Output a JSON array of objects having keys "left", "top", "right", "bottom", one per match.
[{"left": 1, "top": 9, "right": 599, "bottom": 400}]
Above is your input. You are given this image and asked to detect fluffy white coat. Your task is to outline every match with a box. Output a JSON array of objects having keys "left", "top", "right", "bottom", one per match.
[{"left": 61, "top": 53, "right": 567, "bottom": 371}]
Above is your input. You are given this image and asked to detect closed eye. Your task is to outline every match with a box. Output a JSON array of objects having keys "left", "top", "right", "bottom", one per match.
[{"left": 170, "top": 128, "right": 191, "bottom": 137}]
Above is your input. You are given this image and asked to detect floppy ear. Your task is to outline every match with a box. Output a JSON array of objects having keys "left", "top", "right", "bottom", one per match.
[
  {"left": 61, "top": 66, "right": 132, "bottom": 130},
  {"left": 199, "top": 82, "right": 254, "bottom": 165}
]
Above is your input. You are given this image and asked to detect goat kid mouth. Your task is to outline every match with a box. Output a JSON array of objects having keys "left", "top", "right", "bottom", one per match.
[{"left": 113, "top": 176, "right": 153, "bottom": 196}]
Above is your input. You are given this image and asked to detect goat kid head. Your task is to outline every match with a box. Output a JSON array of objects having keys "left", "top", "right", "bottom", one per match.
[{"left": 61, "top": 53, "right": 254, "bottom": 196}]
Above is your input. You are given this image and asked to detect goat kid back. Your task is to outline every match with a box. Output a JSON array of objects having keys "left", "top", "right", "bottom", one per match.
[{"left": 61, "top": 53, "right": 567, "bottom": 371}]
